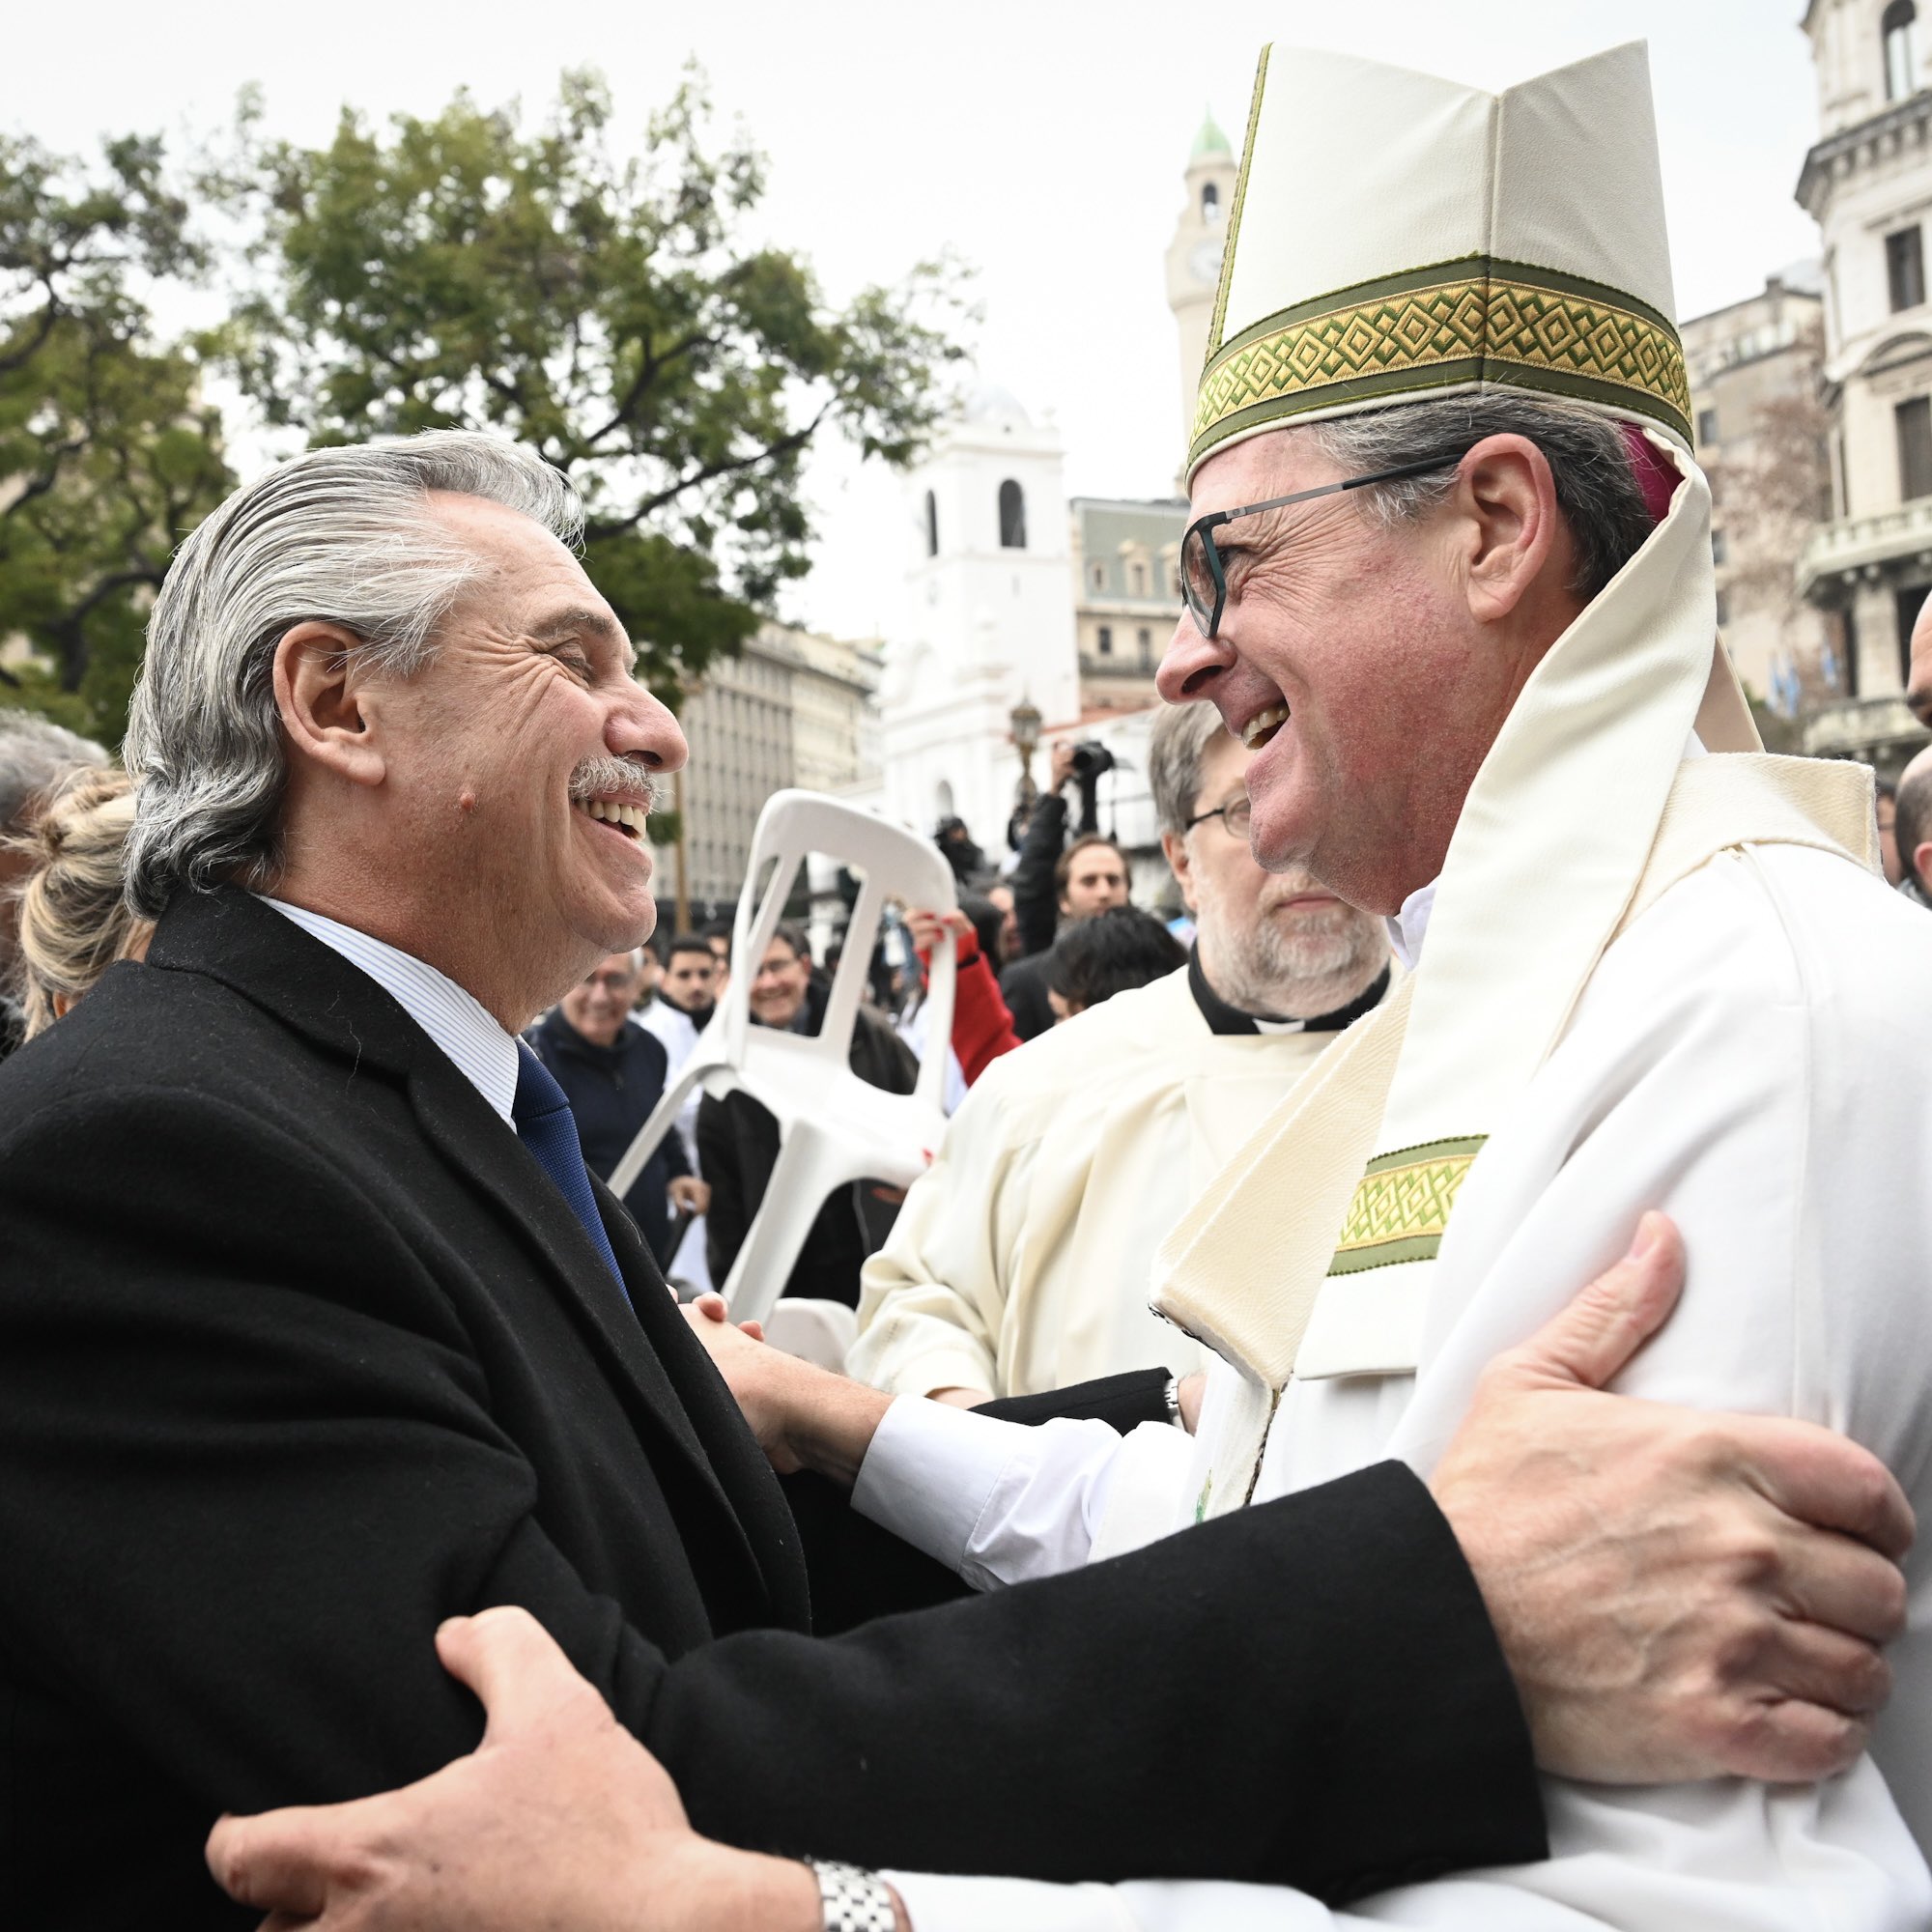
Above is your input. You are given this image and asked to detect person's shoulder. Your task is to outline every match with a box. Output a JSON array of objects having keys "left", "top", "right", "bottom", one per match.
[
  {"left": 1592, "top": 843, "right": 1932, "bottom": 1052},
  {"left": 976, "top": 965, "right": 1201, "bottom": 1100}
]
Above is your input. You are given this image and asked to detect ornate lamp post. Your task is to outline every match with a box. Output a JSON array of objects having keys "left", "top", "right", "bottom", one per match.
[{"left": 1009, "top": 696, "right": 1042, "bottom": 812}]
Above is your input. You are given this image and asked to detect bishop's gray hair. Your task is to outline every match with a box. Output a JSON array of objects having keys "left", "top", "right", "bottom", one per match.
[
  {"left": 123, "top": 431, "right": 583, "bottom": 918},
  {"left": 1296, "top": 393, "right": 1656, "bottom": 603},
  {"left": 1148, "top": 699, "right": 1233, "bottom": 838},
  {"left": 0, "top": 709, "right": 107, "bottom": 831}
]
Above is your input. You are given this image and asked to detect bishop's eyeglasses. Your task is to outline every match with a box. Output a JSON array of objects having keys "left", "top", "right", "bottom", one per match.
[
  {"left": 1179, "top": 455, "right": 1460, "bottom": 640},
  {"left": 1186, "top": 794, "right": 1253, "bottom": 838}
]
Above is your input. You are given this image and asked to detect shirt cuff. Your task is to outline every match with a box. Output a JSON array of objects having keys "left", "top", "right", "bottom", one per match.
[
  {"left": 884, "top": 1871, "right": 1136, "bottom": 1932},
  {"left": 850, "top": 1396, "right": 1036, "bottom": 1573}
]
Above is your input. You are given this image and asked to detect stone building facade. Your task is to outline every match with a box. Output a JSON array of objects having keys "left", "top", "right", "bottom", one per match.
[
  {"left": 1796, "top": 0, "right": 1932, "bottom": 770},
  {"left": 660, "top": 621, "right": 880, "bottom": 924},
  {"left": 1680, "top": 271, "right": 1831, "bottom": 709}
]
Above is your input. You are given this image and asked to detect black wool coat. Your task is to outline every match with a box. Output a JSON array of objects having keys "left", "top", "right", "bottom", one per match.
[{"left": 0, "top": 888, "right": 1545, "bottom": 1929}]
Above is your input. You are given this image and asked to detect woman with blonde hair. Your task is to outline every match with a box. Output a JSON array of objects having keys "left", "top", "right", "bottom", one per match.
[{"left": 9, "top": 764, "right": 153, "bottom": 1039}]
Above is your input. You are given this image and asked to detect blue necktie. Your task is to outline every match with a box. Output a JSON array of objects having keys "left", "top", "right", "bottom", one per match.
[{"left": 512, "top": 1042, "right": 629, "bottom": 1301}]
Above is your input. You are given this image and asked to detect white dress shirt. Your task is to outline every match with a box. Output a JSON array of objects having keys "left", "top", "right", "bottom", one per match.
[{"left": 259, "top": 898, "right": 521, "bottom": 1127}]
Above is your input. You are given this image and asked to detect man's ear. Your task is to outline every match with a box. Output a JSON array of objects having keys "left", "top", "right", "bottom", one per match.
[
  {"left": 1916, "top": 840, "right": 1932, "bottom": 891},
  {"left": 1454, "top": 434, "right": 1565, "bottom": 625},
  {"left": 1161, "top": 829, "right": 1201, "bottom": 916},
  {"left": 272, "top": 622, "right": 387, "bottom": 789}
]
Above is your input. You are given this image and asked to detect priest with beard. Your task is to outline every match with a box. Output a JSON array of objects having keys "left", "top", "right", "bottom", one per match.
[{"left": 850, "top": 696, "right": 1391, "bottom": 1406}]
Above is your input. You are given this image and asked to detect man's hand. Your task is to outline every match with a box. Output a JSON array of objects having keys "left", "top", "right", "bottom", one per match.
[
  {"left": 206, "top": 1607, "right": 827, "bottom": 1932},
  {"left": 685, "top": 1294, "right": 893, "bottom": 1485},
  {"left": 668, "top": 1176, "right": 710, "bottom": 1217},
  {"left": 1434, "top": 1210, "right": 1913, "bottom": 1786},
  {"left": 1049, "top": 741, "right": 1077, "bottom": 793}
]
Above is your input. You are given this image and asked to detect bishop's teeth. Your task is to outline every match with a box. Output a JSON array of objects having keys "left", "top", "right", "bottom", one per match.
[{"left": 1242, "top": 702, "right": 1290, "bottom": 751}]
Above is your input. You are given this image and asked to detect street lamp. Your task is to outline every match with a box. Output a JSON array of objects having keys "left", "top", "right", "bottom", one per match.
[{"left": 1009, "top": 696, "right": 1042, "bottom": 812}]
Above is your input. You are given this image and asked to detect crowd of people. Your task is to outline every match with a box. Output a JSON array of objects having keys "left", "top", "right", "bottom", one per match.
[{"left": 9, "top": 34, "right": 1932, "bottom": 1932}]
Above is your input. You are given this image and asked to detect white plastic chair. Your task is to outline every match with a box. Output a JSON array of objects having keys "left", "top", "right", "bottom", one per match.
[{"left": 610, "top": 789, "right": 957, "bottom": 1327}]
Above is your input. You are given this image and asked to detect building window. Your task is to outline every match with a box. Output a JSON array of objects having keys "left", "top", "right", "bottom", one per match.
[
  {"left": 1711, "top": 528, "right": 1728, "bottom": 566},
  {"left": 1715, "top": 587, "right": 1730, "bottom": 628},
  {"left": 1091, "top": 562, "right": 1105, "bottom": 591},
  {"left": 1899, "top": 395, "right": 1932, "bottom": 499},
  {"left": 1130, "top": 562, "right": 1147, "bottom": 596},
  {"left": 1889, "top": 225, "right": 1926, "bottom": 312},
  {"left": 998, "top": 479, "right": 1027, "bottom": 549},
  {"left": 1886, "top": 0, "right": 1918, "bottom": 102},
  {"left": 1202, "top": 181, "right": 1220, "bottom": 223},
  {"left": 923, "top": 489, "right": 939, "bottom": 557},
  {"left": 1096, "top": 625, "right": 1113, "bottom": 655},
  {"left": 1136, "top": 627, "right": 1153, "bottom": 665},
  {"left": 1695, "top": 407, "right": 1719, "bottom": 446}
]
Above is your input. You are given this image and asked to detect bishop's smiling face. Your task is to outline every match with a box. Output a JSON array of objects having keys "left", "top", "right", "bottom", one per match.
[
  {"left": 366, "top": 493, "right": 685, "bottom": 1012},
  {"left": 1155, "top": 427, "right": 1522, "bottom": 918}
]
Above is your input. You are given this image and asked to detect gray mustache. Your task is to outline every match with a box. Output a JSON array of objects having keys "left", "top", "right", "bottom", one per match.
[{"left": 569, "top": 755, "right": 662, "bottom": 812}]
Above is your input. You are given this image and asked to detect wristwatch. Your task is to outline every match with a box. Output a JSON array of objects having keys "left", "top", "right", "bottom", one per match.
[
  {"left": 808, "top": 1859, "right": 897, "bottom": 1932},
  {"left": 1162, "top": 1374, "right": 1183, "bottom": 1425}
]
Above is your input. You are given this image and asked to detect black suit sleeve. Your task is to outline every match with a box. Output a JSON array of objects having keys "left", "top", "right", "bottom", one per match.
[
  {"left": 1010, "top": 790, "right": 1069, "bottom": 956},
  {"left": 978, "top": 1366, "right": 1175, "bottom": 1432},
  {"left": 0, "top": 1086, "right": 1544, "bottom": 1907}
]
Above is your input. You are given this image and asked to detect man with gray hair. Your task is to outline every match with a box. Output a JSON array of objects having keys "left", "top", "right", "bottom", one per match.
[
  {"left": 850, "top": 698, "right": 1391, "bottom": 1406},
  {"left": 0, "top": 707, "right": 106, "bottom": 1056}
]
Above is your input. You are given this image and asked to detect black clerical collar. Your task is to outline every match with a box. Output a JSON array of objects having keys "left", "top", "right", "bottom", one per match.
[{"left": 1186, "top": 947, "right": 1391, "bottom": 1037}]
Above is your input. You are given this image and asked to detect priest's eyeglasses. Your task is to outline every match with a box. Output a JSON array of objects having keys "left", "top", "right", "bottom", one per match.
[
  {"left": 1179, "top": 456, "right": 1460, "bottom": 640},
  {"left": 1185, "top": 794, "right": 1252, "bottom": 838}
]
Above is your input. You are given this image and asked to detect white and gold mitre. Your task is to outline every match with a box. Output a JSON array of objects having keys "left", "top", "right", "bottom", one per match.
[{"left": 1187, "top": 41, "right": 1690, "bottom": 481}]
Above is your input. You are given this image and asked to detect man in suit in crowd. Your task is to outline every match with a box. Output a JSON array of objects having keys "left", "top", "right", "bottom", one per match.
[
  {"left": 526, "top": 950, "right": 707, "bottom": 1264},
  {"left": 0, "top": 433, "right": 1911, "bottom": 1931}
]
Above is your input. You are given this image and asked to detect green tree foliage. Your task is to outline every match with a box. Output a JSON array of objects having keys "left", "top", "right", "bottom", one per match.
[
  {"left": 0, "top": 132, "right": 233, "bottom": 744},
  {"left": 221, "top": 71, "right": 968, "bottom": 697}
]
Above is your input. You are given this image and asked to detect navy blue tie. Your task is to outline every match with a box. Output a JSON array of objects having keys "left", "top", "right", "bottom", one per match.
[{"left": 512, "top": 1042, "right": 629, "bottom": 1301}]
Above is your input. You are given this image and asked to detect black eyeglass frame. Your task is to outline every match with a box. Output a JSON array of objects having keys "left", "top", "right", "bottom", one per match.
[
  {"left": 1179, "top": 455, "right": 1462, "bottom": 640},
  {"left": 1183, "top": 795, "right": 1252, "bottom": 838}
]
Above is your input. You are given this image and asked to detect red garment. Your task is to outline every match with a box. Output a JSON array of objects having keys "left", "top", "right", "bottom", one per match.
[{"left": 918, "top": 926, "right": 1022, "bottom": 1086}]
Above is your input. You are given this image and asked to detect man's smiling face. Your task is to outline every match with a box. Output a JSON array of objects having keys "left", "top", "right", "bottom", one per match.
[{"left": 365, "top": 493, "right": 684, "bottom": 1010}]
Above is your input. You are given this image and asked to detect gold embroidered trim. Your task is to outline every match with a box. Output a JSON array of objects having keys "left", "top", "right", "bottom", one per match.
[
  {"left": 1190, "top": 264, "right": 1690, "bottom": 464},
  {"left": 1207, "top": 44, "right": 1270, "bottom": 362},
  {"left": 1326, "top": 1135, "right": 1487, "bottom": 1278}
]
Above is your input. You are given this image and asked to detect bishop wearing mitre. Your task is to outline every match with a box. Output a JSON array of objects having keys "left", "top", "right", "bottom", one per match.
[{"left": 830, "top": 38, "right": 1932, "bottom": 1932}]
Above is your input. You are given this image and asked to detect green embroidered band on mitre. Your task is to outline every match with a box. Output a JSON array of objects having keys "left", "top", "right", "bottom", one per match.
[{"left": 1188, "top": 256, "right": 1690, "bottom": 476}]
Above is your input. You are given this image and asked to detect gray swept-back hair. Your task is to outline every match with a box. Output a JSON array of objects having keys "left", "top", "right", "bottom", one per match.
[
  {"left": 1148, "top": 699, "right": 1232, "bottom": 837},
  {"left": 123, "top": 431, "right": 583, "bottom": 918},
  {"left": 1297, "top": 393, "right": 1656, "bottom": 602}
]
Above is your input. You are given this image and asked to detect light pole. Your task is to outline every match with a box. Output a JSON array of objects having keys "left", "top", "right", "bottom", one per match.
[{"left": 1009, "top": 696, "right": 1042, "bottom": 813}]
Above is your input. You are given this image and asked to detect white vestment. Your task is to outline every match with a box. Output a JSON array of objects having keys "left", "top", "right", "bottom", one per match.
[
  {"left": 852, "top": 842, "right": 1932, "bottom": 1930},
  {"left": 638, "top": 998, "right": 713, "bottom": 1292},
  {"left": 849, "top": 967, "right": 1349, "bottom": 1399}
]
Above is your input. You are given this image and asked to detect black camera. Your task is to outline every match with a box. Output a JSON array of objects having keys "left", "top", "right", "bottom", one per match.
[{"left": 1068, "top": 740, "right": 1115, "bottom": 781}]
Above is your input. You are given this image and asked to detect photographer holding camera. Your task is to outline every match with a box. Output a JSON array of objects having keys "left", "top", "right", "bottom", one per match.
[{"left": 999, "top": 738, "right": 1129, "bottom": 1039}]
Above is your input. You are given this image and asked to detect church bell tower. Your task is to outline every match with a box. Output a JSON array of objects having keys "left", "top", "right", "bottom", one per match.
[{"left": 1164, "top": 110, "right": 1239, "bottom": 463}]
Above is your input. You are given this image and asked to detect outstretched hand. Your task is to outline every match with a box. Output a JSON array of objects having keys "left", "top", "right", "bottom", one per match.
[
  {"left": 1434, "top": 1210, "right": 1912, "bottom": 1786},
  {"left": 206, "top": 1607, "right": 822, "bottom": 1931}
]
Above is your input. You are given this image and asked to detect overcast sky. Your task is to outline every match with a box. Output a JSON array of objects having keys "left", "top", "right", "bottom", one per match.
[{"left": 14, "top": 0, "right": 1826, "bottom": 640}]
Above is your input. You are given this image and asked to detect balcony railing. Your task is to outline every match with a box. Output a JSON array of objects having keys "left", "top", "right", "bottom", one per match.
[{"left": 1796, "top": 496, "right": 1932, "bottom": 596}]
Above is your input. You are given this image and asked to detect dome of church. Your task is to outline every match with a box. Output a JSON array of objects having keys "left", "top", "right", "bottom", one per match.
[
  {"left": 961, "top": 381, "right": 1033, "bottom": 430},
  {"left": 1191, "top": 108, "right": 1231, "bottom": 161}
]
